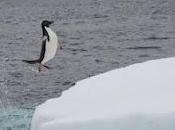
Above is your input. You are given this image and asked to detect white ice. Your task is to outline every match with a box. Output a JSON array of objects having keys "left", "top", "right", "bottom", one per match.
[{"left": 31, "top": 57, "right": 175, "bottom": 130}]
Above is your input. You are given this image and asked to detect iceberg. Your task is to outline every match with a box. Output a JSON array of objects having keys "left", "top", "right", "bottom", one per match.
[{"left": 31, "top": 57, "right": 175, "bottom": 130}]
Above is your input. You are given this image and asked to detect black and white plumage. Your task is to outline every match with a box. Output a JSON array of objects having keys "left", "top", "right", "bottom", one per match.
[{"left": 22, "top": 20, "right": 59, "bottom": 72}]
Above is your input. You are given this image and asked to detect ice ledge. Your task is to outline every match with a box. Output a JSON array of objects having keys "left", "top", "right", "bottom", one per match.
[{"left": 31, "top": 57, "right": 175, "bottom": 130}]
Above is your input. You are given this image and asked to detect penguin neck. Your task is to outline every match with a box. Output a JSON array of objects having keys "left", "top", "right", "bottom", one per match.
[{"left": 42, "top": 26, "right": 50, "bottom": 41}]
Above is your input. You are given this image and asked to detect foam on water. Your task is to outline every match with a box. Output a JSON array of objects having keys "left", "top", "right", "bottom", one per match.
[{"left": 0, "top": 107, "right": 34, "bottom": 130}]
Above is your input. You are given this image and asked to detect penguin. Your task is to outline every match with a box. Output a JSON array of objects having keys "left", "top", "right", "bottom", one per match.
[{"left": 22, "top": 20, "right": 60, "bottom": 72}]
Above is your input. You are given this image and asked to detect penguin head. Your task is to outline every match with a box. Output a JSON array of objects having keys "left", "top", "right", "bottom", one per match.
[{"left": 41, "top": 20, "right": 54, "bottom": 27}]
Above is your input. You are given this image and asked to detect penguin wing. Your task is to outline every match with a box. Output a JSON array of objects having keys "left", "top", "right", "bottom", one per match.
[{"left": 38, "top": 37, "right": 47, "bottom": 63}]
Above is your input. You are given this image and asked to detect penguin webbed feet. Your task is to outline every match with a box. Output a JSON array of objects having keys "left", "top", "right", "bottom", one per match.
[{"left": 38, "top": 63, "right": 50, "bottom": 72}]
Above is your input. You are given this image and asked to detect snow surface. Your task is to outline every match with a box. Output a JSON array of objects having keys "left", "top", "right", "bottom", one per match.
[{"left": 31, "top": 57, "right": 175, "bottom": 130}]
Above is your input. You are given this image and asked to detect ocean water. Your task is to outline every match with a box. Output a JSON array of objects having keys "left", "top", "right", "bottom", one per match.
[
  {"left": 1, "top": 0, "right": 175, "bottom": 129},
  {"left": 0, "top": 108, "right": 33, "bottom": 130}
]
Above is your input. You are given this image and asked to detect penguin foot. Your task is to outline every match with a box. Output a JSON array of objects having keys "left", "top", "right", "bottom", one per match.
[
  {"left": 43, "top": 65, "right": 50, "bottom": 69},
  {"left": 38, "top": 64, "right": 50, "bottom": 72}
]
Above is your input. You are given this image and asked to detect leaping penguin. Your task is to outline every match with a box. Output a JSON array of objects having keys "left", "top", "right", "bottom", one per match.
[{"left": 22, "top": 20, "right": 60, "bottom": 72}]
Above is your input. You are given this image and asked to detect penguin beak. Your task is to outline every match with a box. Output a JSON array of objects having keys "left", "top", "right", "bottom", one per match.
[{"left": 50, "top": 21, "right": 54, "bottom": 25}]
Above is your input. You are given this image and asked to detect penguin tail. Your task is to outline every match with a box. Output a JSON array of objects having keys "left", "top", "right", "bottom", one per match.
[{"left": 22, "top": 59, "right": 39, "bottom": 64}]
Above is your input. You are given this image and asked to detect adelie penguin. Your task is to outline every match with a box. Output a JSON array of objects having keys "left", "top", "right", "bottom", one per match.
[{"left": 22, "top": 20, "right": 60, "bottom": 72}]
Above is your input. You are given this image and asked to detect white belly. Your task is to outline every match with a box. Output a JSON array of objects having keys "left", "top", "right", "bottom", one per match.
[{"left": 41, "top": 27, "right": 58, "bottom": 64}]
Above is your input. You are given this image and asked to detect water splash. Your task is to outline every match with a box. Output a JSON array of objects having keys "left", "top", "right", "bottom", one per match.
[{"left": 0, "top": 58, "right": 34, "bottom": 130}]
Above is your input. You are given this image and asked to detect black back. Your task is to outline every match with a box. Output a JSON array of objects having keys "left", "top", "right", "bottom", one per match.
[
  {"left": 38, "top": 38, "right": 47, "bottom": 63},
  {"left": 37, "top": 20, "right": 54, "bottom": 63}
]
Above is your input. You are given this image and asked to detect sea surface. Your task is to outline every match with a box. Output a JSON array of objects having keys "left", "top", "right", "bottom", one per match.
[{"left": 0, "top": 0, "right": 175, "bottom": 129}]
